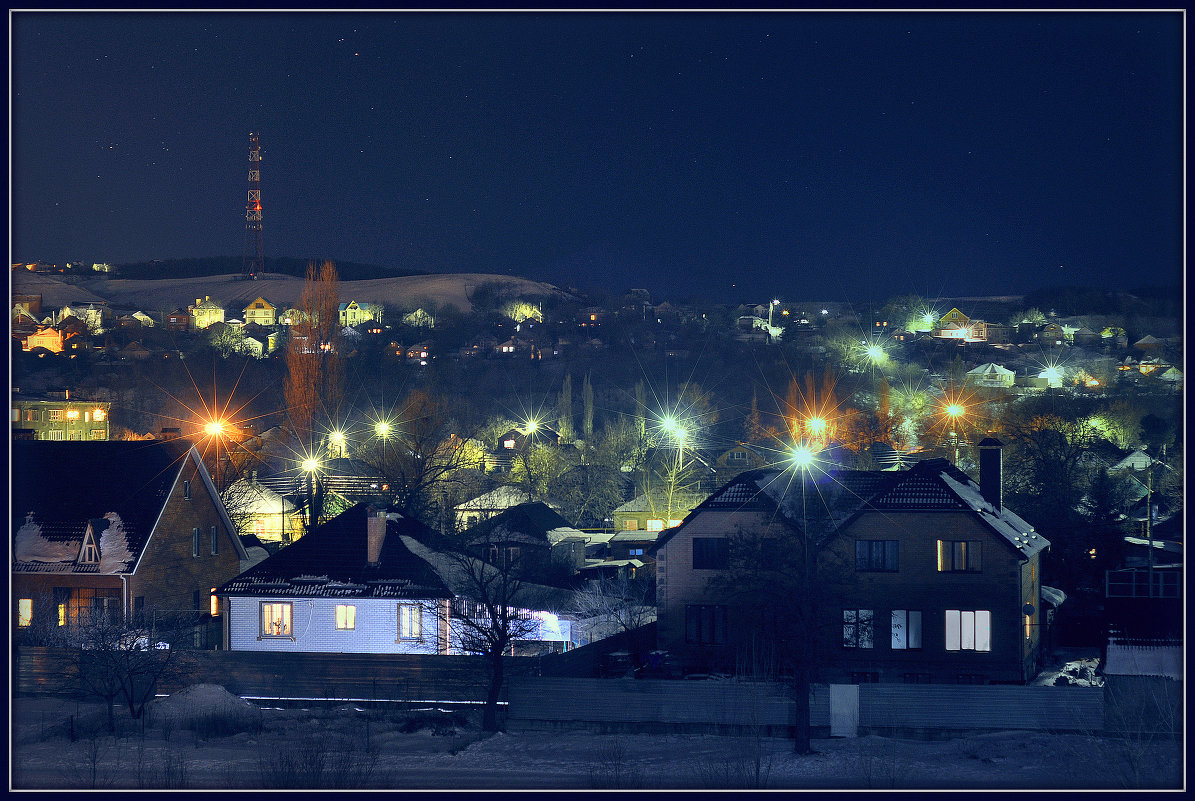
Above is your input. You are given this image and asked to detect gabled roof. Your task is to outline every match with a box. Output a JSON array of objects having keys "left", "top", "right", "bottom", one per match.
[
  {"left": 456, "top": 485, "right": 541, "bottom": 511},
  {"left": 462, "top": 502, "right": 585, "bottom": 547},
  {"left": 652, "top": 459, "right": 1048, "bottom": 559},
  {"left": 218, "top": 504, "right": 452, "bottom": 600},
  {"left": 12, "top": 440, "right": 246, "bottom": 573},
  {"left": 967, "top": 362, "right": 1014, "bottom": 376}
]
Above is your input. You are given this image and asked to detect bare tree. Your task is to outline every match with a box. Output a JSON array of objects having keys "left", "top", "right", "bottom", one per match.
[
  {"left": 284, "top": 260, "right": 342, "bottom": 448},
  {"left": 570, "top": 574, "right": 656, "bottom": 658}
]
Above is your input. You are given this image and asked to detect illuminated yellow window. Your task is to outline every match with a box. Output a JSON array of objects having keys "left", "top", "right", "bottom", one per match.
[
  {"left": 210, "top": 590, "right": 220, "bottom": 617},
  {"left": 66, "top": 410, "right": 80, "bottom": 420},
  {"left": 58, "top": 603, "right": 67, "bottom": 627},
  {"left": 1025, "top": 614, "right": 1032, "bottom": 640},
  {"left": 646, "top": 519, "right": 665, "bottom": 531},
  {"left": 336, "top": 604, "right": 356, "bottom": 630},
  {"left": 18, "top": 599, "right": 32, "bottom": 627}
]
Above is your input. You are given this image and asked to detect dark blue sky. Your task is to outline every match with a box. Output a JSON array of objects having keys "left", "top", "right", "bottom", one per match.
[{"left": 11, "top": 11, "right": 1183, "bottom": 303}]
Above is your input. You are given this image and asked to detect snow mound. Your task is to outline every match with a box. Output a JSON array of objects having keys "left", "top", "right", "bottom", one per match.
[
  {"left": 150, "top": 684, "right": 256, "bottom": 718},
  {"left": 14, "top": 521, "right": 77, "bottom": 562}
]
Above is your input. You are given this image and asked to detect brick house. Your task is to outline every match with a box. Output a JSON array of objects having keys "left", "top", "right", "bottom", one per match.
[
  {"left": 165, "top": 308, "right": 192, "bottom": 332},
  {"left": 651, "top": 440, "right": 1050, "bottom": 684},
  {"left": 12, "top": 440, "right": 248, "bottom": 642}
]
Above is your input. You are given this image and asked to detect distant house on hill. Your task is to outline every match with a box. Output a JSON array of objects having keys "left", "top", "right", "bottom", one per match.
[
  {"left": 242, "top": 297, "right": 277, "bottom": 327},
  {"left": 338, "top": 300, "right": 377, "bottom": 327},
  {"left": 189, "top": 296, "right": 225, "bottom": 329},
  {"left": 966, "top": 363, "right": 1016, "bottom": 389}
]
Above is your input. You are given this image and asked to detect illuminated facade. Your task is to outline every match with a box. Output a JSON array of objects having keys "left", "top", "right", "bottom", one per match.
[
  {"left": 242, "top": 296, "right": 278, "bottom": 327},
  {"left": 21, "top": 327, "right": 64, "bottom": 353},
  {"left": 11, "top": 392, "right": 111, "bottom": 441},
  {"left": 189, "top": 296, "right": 226, "bottom": 329}
]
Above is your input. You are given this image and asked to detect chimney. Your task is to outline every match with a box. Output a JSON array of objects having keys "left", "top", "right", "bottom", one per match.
[
  {"left": 367, "top": 508, "right": 387, "bottom": 566},
  {"left": 196, "top": 298, "right": 201, "bottom": 307},
  {"left": 977, "top": 437, "right": 1003, "bottom": 510}
]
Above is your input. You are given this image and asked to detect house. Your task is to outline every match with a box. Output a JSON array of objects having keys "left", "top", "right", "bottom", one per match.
[
  {"left": 965, "top": 363, "right": 1016, "bottom": 389},
  {"left": 405, "top": 341, "right": 433, "bottom": 364},
  {"left": 982, "top": 322, "right": 1014, "bottom": 345},
  {"left": 11, "top": 392, "right": 111, "bottom": 441},
  {"left": 119, "top": 341, "right": 152, "bottom": 361},
  {"left": 453, "top": 485, "right": 559, "bottom": 531},
  {"left": 218, "top": 503, "right": 577, "bottom": 654},
  {"left": 165, "top": 308, "right": 192, "bottom": 332},
  {"left": 1034, "top": 323, "right": 1067, "bottom": 347},
  {"left": 651, "top": 440, "right": 1050, "bottom": 684},
  {"left": 461, "top": 502, "right": 591, "bottom": 582},
  {"left": 189, "top": 297, "right": 225, "bottom": 329},
  {"left": 12, "top": 440, "right": 248, "bottom": 645},
  {"left": 612, "top": 488, "right": 707, "bottom": 535},
  {"left": 221, "top": 474, "right": 302, "bottom": 545},
  {"left": 216, "top": 504, "right": 455, "bottom": 653},
  {"left": 402, "top": 308, "right": 434, "bottom": 328},
  {"left": 715, "top": 444, "right": 770, "bottom": 483},
  {"left": 57, "top": 303, "right": 109, "bottom": 334},
  {"left": 338, "top": 300, "right": 376, "bottom": 327},
  {"left": 242, "top": 297, "right": 278, "bottom": 327},
  {"left": 1131, "top": 335, "right": 1165, "bottom": 357},
  {"left": 22, "top": 327, "right": 63, "bottom": 354}
]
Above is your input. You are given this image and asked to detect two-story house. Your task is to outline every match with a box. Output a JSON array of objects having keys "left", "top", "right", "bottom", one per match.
[
  {"left": 189, "top": 296, "right": 226, "bottom": 329},
  {"left": 651, "top": 439, "right": 1050, "bottom": 684},
  {"left": 338, "top": 300, "right": 376, "bottom": 327},
  {"left": 11, "top": 391, "right": 110, "bottom": 441},
  {"left": 242, "top": 297, "right": 278, "bottom": 327},
  {"left": 13, "top": 440, "right": 248, "bottom": 644}
]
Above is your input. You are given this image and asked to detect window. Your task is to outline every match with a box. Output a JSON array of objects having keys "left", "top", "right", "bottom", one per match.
[
  {"left": 891, "top": 610, "right": 922, "bottom": 650},
  {"left": 18, "top": 599, "right": 32, "bottom": 627},
  {"left": 183, "top": 480, "right": 191, "bottom": 500},
  {"left": 48, "top": 430, "right": 64, "bottom": 441},
  {"left": 668, "top": 519, "right": 684, "bottom": 528},
  {"left": 843, "top": 609, "right": 875, "bottom": 648},
  {"left": 90, "top": 429, "right": 105, "bottom": 440},
  {"left": 489, "top": 545, "right": 520, "bottom": 568},
  {"left": 855, "top": 540, "right": 899, "bottom": 571},
  {"left": 210, "top": 526, "right": 219, "bottom": 555},
  {"left": 398, "top": 604, "right": 422, "bottom": 639},
  {"left": 93, "top": 408, "right": 106, "bottom": 422},
  {"left": 24, "top": 409, "right": 37, "bottom": 421},
  {"left": 336, "top": 604, "right": 356, "bottom": 630},
  {"left": 692, "top": 537, "right": 729, "bottom": 570},
  {"left": 730, "top": 450, "right": 747, "bottom": 461},
  {"left": 1025, "top": 614, "right": 1032, "bottom": 641},
  {"left": 936, "top": 540, "right": 982, "bottom": 572},
  {"left": 945, "top": 610, "right": 991, "bottom": 652},
  {"left": 192, "top": 528, "right": 200, "bottom": 557},
  {"left": 79, "top": 532, "right": 99, "bottom": 564},
  {"left": 624, "top": 519, "right": 638, "bottom": 531},
  {"left": 646, "top": 519, "right": 665, "bottom": 531},
  {"left": 210, "top": 590, "right": 219, "bottom": 617},
  {"left": 253, "top": 518, "right": 266, "bottom": 537},
  {"left": 685, "top": 604, "right": 727, "bottom": 645},
  {"left": 261, "top": 602, "right": 292, "bottom": 637},
  {"left": 11, "top": 408, "right": 18, "bottom": 422},
  {"left": 48, "top": 409, "right": 63, "bottom": 421},
  {"left": 629, "top": 548, "right": 644, "bottom": 556},
  {"left": 66, "top": 409, "right": 80, "bottom": 420}
]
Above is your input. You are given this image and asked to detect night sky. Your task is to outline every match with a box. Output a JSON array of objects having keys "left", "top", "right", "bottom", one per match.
[{"left": 11, "top": 11, "right": 1183, "bottom": 303}]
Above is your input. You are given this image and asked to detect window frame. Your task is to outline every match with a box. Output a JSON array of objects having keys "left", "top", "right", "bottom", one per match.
[
  {"left": 210, "top": 525, "right": 219, "bottom": 555},
  {"left": 936, "top": 540, "right": 982, "bottom": 572},
  {"left": 335, "top": 604, "right": 357, "bottom": 631},
  {"left": 684, "top": 603, "right": 727, "bottom": 645},
  {"left": 843, "top": 608, "right": 875, "bottom": 648},
  {"left": 692, "top": 537, "right": 730, "bottom": 570},
  {"left": 259, "top": 602, "right": 294, "bottom": 639},
  {"left": 398, "top": 603, "right": 423, "bottom": 640},
  {"left": 18, "top": 598, "right": 33, "bottom": 627},
  {"left": 855, "top": 540, "right": 899, "bottom": 572},
  {"left": 192, "top": 527, "right": 200, "bottom": 558},
  {"left": 945, "top": 609, "right": 991, "bottom": 652},
  {"left": 890, "top": 609, "right": 923, "bottom": 650}
]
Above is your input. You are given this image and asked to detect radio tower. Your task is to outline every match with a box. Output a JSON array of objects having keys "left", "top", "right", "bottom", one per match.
[{"left": 241, "top": 132, "right": 264, "bottom": 279}]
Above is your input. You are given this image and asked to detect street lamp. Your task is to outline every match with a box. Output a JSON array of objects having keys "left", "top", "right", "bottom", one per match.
[
  {"left": 768, "top": 299, "right": 780, "bottom": 329},
  {"left": 204, "top": 419, "right": 228, "bottom": 491},
  {"left": 329, "top": 430, "right": 346, "bottom": 458},
  {"left": 944, "top": 403, "right": 965, "bottom": 465}
]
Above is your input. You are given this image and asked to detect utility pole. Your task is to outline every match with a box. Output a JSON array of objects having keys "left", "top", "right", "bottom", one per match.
[{"left": 242, "top": 132, "right": 264, "bottom": 279}]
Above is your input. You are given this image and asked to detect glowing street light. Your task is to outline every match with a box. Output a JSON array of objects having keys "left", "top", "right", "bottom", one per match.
[
  {"left": 524, "top": 418, "right": 539, "bottom": 434},
  {"left": 945, "top": 404, "right": 965, "bottom": 420},
  {"left": 204, "top": 418, "right": 229, "bottom": 490},
  {"left": 806, "top": 416, "right": 828, "bottom": 438},
  {"left": 789, "top": 443, "right": 815, "bottom": 469},
  {"left": 301, "top": 457, "right": 320, "bottom": 473},
  {"left": 328, "top": 429, "right": 346, "bottom": 458},
  {"left": 768, "top": 299, "right": 780, "bottom": 328},
  {"left": 374, "top": 421, "right": 392, "bottom": 439}
]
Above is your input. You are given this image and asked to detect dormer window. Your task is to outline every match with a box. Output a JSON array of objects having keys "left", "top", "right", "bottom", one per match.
[{"left": 79, "top": 531, "right": 100, "bottom": 564}]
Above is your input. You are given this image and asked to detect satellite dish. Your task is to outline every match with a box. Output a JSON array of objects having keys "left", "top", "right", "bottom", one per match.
[{"left": 1022, "top": 603, "right": 1036, "bottom": 616}]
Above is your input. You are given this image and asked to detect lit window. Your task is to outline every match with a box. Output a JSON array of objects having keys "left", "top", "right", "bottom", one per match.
[
  {"left": 65, "top": 409, "right": 80, "bottom": 419},
  {"left": 58, "top": 603, "right": 67, "bottom": 627},
  {"left": 336, "top": 604, "right": 357, "bottom": 630},
  {"left": 646, "top": 519, "right": 665, "bottom": 531},
  {"left": 629, "top": 548, "right": 644, "bottom": 556},
  {"left": 1025, "top": 614, "right": 1032, "bottom": 641},
  {"left": 503, "top": 439, "right": 516, "bottom": 449},
  {"left": 253, "top": 519, "right": 266, "bottom": 537},
  {"left": 210, "top": 590, "right": 220, "bottom": 617},
  {"left": 11, "top": 408, "right": 18, "bottom": 422},
  {"left": 49, "top": 430, "right": 65, "bottom": 441},
  {"left": 90, "top": 429, "right": 105, "bottom": 440},
  {"left": 85, "top": 412, "right": 91, "bottom": 422},
  {"left": 18, "top": 599, "right": 32, "bottom": 627},
  {"left": 668, "top": 519, "right": 683, "bottom": 528},
  {"left": 48, "top": 409, "right": 63, "bottom": 421},
  {"left": 936, "top": 540, "right": 982, "bottom": 572},
  {"left": 261, "top": 602, "right": 293, "bottom": 637},
  {"left": 398, "top": 604, "right": 422, "bottom": 639},
  {"left": 624, "top": 519, "right": 638, "bottom": 531},
  {"left": 945, "top": 609, "right": 991, "bottom": 652},
  {"left": 855, "top": 540, "right": 899, "bottom": 571},
  {"left": 891, "top": 610, "right": 922, "bottom": 649},
  {"left": 843, "top": 609, "right": 875, "bottom": 648}
]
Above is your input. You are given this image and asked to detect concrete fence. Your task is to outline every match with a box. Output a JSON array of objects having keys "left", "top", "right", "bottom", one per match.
[{"left": 505, "top": 677, "right": 1106, "bottom": 738}]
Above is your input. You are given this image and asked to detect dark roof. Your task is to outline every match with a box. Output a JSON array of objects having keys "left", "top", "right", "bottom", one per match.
[
  {"left": 12, "top": 440, "right": 199, "bottom": 572},
  {"left": 651, "top": 458, "right": 1048, "bottom": 559},
  {"left": 462, "top": 501, "right": 582, "bottom": 547},
  {"left": 218, "top": 503, "right": 452, "bottom": 600}
]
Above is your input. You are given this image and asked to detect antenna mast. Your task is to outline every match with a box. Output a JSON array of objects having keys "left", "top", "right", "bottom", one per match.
[{"left": 241, "top": 132, "right": 264, "bottom": 278}]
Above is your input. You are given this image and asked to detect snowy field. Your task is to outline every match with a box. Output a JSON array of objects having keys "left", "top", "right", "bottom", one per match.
[{"left": 10, "top": 684, "right": 1183, "bottom": 790}]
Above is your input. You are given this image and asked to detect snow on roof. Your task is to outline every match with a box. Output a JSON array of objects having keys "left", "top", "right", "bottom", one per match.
[
  {"left": 97, "top": 513, "right": 135, "bottom": 573},
  {"left": 967, "top": 362, "right": 1014, "bottom": 376},
  {"left": 1040, "top": 585, "right": 1067, "bottom": 607},
  {"left": 1103, "top": 642, "right": 1182, "bottom": 679},
  {"left": 14, "top": 520, "right": 78, "bottom": 562},
  {"left": 939, "top": 472, "right": 1049, "bottom": 558}
]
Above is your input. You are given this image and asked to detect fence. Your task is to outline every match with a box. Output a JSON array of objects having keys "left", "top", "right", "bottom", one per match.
[
  {"left": 15, "top": 647, "right": 538, "bottom": 703},
  {"left": 505, "top": 677, "right": 1106, "bottom": 738}
]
